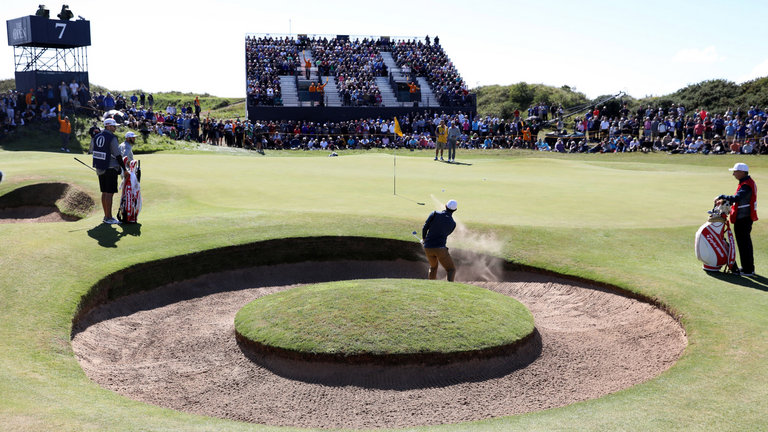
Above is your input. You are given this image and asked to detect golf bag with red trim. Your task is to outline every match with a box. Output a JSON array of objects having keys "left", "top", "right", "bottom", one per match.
[
  {"left": 117, "top": 158, "right": 141, "bottom": 223},
  {"left": 694, "top": 203, "right": 737, "bottom": 272}
]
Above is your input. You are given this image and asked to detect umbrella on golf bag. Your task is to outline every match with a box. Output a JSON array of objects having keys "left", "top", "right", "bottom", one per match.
[
  {"left": 117, "top": 157, "right": 141, "bottom": 223},
  {"left": 694, "top": 202, "right": 737, "bottom": 272}
]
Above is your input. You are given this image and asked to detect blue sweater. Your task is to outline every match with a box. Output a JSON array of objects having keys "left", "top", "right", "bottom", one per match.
[{"left": 422, "top": 210, "right": 456, "bottom": 248}]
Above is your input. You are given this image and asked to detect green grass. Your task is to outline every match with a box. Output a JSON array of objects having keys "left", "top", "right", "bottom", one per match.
[
  {"left": 1, "top": 134, "right": 768, "bottom": 431},
  {"left": 235, "top": 279, "right": 534, "bottom": 356}
]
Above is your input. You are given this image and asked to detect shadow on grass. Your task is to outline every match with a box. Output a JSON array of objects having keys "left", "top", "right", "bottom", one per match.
[
  {"left": 0, "top": 121, "right": 86, "bottom": 153},
  {"left": 441, "top": 160, "right": 473, "bottom": 166},
  {"left": 87, "top": 223, "right": 142, "bottom": 248},
  {"left": 706, "top": 271, "right": 768, "bottom": 292}
]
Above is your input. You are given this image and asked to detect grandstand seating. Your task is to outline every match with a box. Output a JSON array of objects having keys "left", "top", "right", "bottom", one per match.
[{"left": 245, "top": 34, "right": 474, "bottom": 112}]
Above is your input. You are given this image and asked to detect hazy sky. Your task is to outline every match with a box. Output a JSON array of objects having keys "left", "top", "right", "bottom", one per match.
[{"left": 3, "top": 0, "right": 767, "bottom": 99}]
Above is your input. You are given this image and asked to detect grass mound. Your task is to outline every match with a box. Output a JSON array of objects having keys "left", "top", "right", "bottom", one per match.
[{"left": 235, "top": 278, "right": 534, "bottom": 359}]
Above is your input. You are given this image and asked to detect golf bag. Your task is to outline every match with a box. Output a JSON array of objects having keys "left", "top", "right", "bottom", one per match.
[
  {"left": 694, "top": 203, "right": 737, "bottom": 272},
  {"left": 117, "top": 158, "right": 142, "bottom": 223}
]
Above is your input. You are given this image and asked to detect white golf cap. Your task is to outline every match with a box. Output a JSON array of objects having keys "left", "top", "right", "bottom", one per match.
[
  {"left": 446, "top": 199, "right": 458, "bottom": 211},
  {"left": 729, "top": 162, "right": 749, "bottom": 172},
  {"left": 125, "top": 131, "right": 136, "bottom": 138},
  {"left": 103, "top": 118, "right": 117, "bottom": 127}
]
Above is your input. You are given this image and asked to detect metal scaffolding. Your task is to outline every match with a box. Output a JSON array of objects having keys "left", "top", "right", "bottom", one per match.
[{"left": 13, "top": 45, "right": 88, "bottom": 73}]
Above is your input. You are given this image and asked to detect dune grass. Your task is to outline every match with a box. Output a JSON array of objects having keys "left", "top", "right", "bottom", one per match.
[
  {"left": 0, "top": 146, "right": 767, "bottom": 431},
  {"left": 235, "top": 279, "right": 534, "bottom": 356}
]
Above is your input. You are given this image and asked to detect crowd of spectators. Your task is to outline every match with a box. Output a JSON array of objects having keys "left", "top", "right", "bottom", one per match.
[
  {"left": 391, "top": 37, "right": 471, "bottom": 107},
  {"left": 245, "top": 35, "right": 298, "bottom": 106},
  {"left": 243, "top": 34, "right": 471, "bottom": 108},
  {"left": 547, "top": 103, "right": 768, "bottom": 155},
  {"left": 223, "top": 104, "right": 768, "bottom": 155},
  {"left": 6, "top": 80, "right": 768, "bottom": 158},
  {"left": 0, "top": 80, "right": 92, "bottom": 138},
  {"left": 309, "top": 37, "right": 386, "bottom": 106}
]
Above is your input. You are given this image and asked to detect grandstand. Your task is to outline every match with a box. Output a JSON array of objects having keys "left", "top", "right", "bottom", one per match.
[{"left": 245, "top": 34, "right": 476, "bottom": 122}]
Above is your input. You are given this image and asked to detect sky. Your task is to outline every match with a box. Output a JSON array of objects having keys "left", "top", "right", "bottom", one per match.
[{"left": 3, "top": 0, "right": 768, "bottom": 99}]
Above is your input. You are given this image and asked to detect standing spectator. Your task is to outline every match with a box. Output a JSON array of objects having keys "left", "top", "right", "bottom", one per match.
[
  {"left": 57, "top": 107, "right": 71, "bottom": 152},
  {"left": 103, "top": 93, "right": 115, "bottom": 110},
  {"left": 302, "top": 53, "right": 312, "bottom": 79},
  {"left": 435, "top": 119, "right": 447, "bottom": 160},
  {"left": 147, "top": 93, "right": 154, "bottom": 108},
  {"left": 408, "top": 81, "right": 420, "bottom": 102},
  {"left": 45, "top": 84, "right": 56, "bottom": 105},
  {"left": 447, "top": 120, "right": 460, "bottom": 162},
  {"left": 88, "top": 121, "right": 100, "bottom": 138},
  {"left": 25, "top": 89, "right": 36, "bottom": 111},
  {"left": 59, "top": 81, "right": 69, "bottom": 105},
  {"left": 69, "top": 80, "right": 79, "bottom": 102}
]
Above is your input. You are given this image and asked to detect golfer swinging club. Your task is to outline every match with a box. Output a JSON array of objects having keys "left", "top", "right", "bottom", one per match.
[{"left": 421, "top": 199, "right": 458, "bottom": 281}]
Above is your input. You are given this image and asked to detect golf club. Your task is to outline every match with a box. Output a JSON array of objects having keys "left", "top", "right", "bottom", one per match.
[
  {"left": 74, "top": 157, "right": 96, "bottom": 172},
  {"left": 412, "top": 231, "right": 422, "bottom": 242}
]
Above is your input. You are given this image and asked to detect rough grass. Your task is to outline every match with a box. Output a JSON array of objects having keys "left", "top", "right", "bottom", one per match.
[{"left": 235, "top": 279, "right": 534, "bottom": 356}]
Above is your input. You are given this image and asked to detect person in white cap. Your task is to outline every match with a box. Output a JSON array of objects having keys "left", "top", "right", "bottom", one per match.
[
  {"left": 715, "top": 162, "right": 758, "bottom": 276},
  {"left": 119, "top": 131, "right": 141, "bottom": 182},
  {"left": 421, "top": 199, "right": 458, "bottom": 281},
  {"left": 119, "top": 131, "right": 136, "bottom": 162},
  {"left": 89, "top": 118, "right": 125, "bottom": 225}
]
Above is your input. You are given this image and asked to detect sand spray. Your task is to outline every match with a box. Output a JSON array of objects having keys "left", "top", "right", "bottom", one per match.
[{"left": 430, "top": 195, "right": 506, "bottom": 281}]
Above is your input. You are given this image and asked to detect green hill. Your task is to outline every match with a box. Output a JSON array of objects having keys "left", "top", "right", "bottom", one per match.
[{"left": 474, "top": 77, "right": 768, "bottom": 118}]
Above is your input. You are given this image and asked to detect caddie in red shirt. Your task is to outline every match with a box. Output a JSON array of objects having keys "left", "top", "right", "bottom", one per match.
[{"left": 716, "top": 162, "right": 758, "bottom": 276}]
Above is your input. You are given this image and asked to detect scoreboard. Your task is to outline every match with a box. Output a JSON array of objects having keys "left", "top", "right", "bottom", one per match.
[{"left": 7, "top": 15, "right": 90, "bottom": 48}]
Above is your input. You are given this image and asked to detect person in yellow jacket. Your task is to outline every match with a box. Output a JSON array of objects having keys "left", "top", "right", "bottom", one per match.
[
  {"left": 302, "top": 54, "right": 312, "bottom": 79},
  {"left": 308, "top": 82, "right": 317, "bottom": 105},
  {"left": 58, "top": 106, "right": 72, "bottom": 152},
  {"left": 435, "top": 119, "right": 448, "bottom": 161},
  {"left": 25, "top": 89, "right": 37, "bottom": 111},
  {"left": 408, "top": 82, "right": 420, "bottom": 102},
  {"left": 316, "top": 77, "right": 329, "bottom": 105},
  {"left": 522, "top": 126, "right": 532, "bottom": 147}
]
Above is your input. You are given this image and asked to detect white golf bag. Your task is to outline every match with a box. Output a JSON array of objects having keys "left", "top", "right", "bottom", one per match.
[
  {"left": 694, "top": 203, "right": 737, "bottom": 272},
  {"left": 117, "top": 158, "right": 142, "bottom": 224}
]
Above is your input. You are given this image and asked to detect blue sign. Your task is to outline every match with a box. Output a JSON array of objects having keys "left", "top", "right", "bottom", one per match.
[{"left": 7, "top": 15, "right": 90, "bottom": 48}]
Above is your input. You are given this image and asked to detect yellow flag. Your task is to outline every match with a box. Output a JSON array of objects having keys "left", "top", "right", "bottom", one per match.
[{"left": 394, "top": 117, "right": 403, "bottom": 137}]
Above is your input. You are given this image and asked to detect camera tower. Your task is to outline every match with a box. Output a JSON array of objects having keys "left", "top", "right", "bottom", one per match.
[{"left": 6, "top": 7, "right": 91, "bottom": 92}]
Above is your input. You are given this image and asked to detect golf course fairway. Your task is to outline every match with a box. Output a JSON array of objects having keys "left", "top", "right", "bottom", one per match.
[{"left": 1, "top": 148, "right": 767, "bottom": 431}]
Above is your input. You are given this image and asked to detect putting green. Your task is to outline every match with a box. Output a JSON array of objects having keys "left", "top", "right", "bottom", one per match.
[
  {"left": 234, "top": 278, "right": 534, "bottom": 359},
  {"left": 1, "top": 148, "right": 767, "bottom": 431}
]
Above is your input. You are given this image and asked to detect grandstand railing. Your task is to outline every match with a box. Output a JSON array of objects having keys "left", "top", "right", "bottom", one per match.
[{"left": 245, "top": 33, "right": 428, "bottom": 45}]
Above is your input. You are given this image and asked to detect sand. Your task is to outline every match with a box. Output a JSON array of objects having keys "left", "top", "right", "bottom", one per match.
[{"left": 72, "top": 260, "right": 686, "bottom": 429}]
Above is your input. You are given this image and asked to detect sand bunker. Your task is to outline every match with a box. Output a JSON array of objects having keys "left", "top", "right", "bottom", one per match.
[
  {"left": 0, "top": 182, "right": 93, "bottom": 223},
  {"left": 72, "top": 260, "right": 686, "bottom": 429}
]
